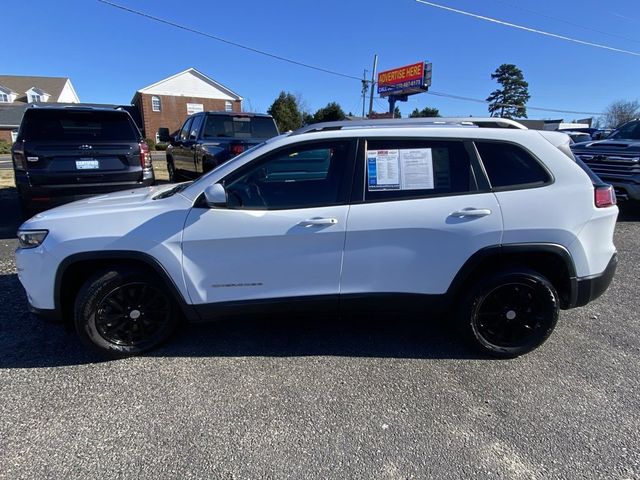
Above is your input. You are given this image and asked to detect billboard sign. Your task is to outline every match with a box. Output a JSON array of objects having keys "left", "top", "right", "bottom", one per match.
[{"left": 377, "top": 62, "right": 432, "bottom": 97}]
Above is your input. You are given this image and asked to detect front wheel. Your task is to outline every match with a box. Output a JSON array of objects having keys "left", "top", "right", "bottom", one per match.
[
  {"left": 74, "top": 267, "right": 178, "bottom": 358},
  {"left": 457, "top": 268, "right": 559, "bottom": 358},
  {"left": 167, "top": 157, "right": 178, "bottom": 182}
]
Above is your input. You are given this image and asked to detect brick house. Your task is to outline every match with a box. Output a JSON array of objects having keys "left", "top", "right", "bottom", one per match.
[
  {"left": 131, "top": 68, "right": 242, "bottom": 142},
  {"left": 0, "top": 74, "right": 80, "bottom": 143}
]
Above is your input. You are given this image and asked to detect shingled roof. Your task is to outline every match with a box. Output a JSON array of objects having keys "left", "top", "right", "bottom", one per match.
[{"left": 0, "top": 75, "right": 70, "bottom": 103}]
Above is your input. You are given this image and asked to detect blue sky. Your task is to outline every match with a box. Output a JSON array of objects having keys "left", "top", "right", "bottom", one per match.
[{"left": 3, "top": 0, "right": 639, "bottom": 120}]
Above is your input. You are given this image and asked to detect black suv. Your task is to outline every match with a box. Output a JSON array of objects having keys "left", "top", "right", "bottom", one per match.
[
  {"left": 12, "top": 106, "right": 154, "bottom": 213},
  {"left": 161, "top": 111, "right": 279, "bottom": 181},
  {"left": 571, "top": 119, "right": 640, "bottom": 203}
]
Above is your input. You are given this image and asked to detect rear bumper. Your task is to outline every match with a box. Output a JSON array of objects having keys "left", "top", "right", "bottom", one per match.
[
  {"left": 15, "top": 171, "right": 154, "bottom": 209},
  {"left": 571, "top": 253, "right": 617, "bottom": 308}
]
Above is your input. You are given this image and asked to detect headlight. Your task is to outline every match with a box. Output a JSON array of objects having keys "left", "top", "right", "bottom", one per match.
[{"left": 17, "top": 229, "right": 48, "bottom": 249}]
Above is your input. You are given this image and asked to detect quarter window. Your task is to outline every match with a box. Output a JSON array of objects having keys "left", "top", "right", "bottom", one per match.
[
  {"left": 364, "top": 139, "right": 478, "bottom": 202},
  {"left": 475, "top": 141, "right": 550, "bottom": 188},
  {"left": 224, "top": 141, "right": 353, "bottom": 210},
  {"left": 151, "top": 96, "right": 161, "bottom": 112}
]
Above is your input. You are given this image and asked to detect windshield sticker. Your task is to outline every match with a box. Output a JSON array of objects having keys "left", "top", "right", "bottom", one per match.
[{"left": 367, "top": 148, "right": 434, "bottom": 191}]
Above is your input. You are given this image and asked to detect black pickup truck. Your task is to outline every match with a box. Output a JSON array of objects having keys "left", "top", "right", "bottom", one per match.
[
  {"left": 571, "top": 119, "right": 640, "bottom": 203},
  {"left": 160, "top": 112, "right": 279, "bottom": 181}
]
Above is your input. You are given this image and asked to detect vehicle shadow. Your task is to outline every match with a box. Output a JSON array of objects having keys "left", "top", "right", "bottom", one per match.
[
  {"left": 617, "top": 203, "right": 640, "bottom": 222},
  {"left": 0, "top": 272, "right": 482, "bottom": 369},
  {"left": 0, "top": 186, "right": 22, "bottom": 240}
]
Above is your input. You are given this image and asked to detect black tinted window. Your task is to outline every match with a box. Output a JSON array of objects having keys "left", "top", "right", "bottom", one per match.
[
  {"left": 610, "top": 121, "right": 640, "bottom": 140},
  {"left": 224, "top": 141, "right": 352, "bottom": 210},
  {"left": 476, "top": 142, "right": 550, "bottom": 188},
  {"left": 203, "top": 115, "right": 278, "bottom": 139},
  {"left": 189, "top": 115, "right": 204, "bottom": 139},
  {"left": 365, "top": 140, "right": 477, "bottom": 202},
  {"left": 179, "top": 117, "right": 193, "bottom": 141},
  {"left": 22, "top": 110, "right": 137, "bottom": 142}
]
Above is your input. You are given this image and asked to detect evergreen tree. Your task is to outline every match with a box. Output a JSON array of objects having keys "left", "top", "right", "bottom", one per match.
[
  {"left": 409, "top": 106, "right": 440, "bottom": 118},
  {"left": 486, "top": 64, "right": 530, "bottom": 119},
  {"left": 267, "top": 91, "right": 303, "bottom": 132},
  {"left": 312, "top": 102, "right": 346, "bottom": 123}
]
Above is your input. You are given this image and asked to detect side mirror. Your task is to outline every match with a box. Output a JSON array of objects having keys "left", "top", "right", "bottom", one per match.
[{"left": 203, "top": 183, "right": 227, "bottom": 208}]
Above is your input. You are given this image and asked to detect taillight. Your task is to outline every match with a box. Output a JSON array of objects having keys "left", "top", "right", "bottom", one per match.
[
  {"left": 595, "top": 185, "right": 616, "bottom": 208},
  {"left": 12, "top": 152, "right": 26, "bottom": 171},
  {"left": 139, "top": 141, "right": 152, "bottom": 168},
  {"left": 230, "top": 144, "right": 244, "bottom": 156}
]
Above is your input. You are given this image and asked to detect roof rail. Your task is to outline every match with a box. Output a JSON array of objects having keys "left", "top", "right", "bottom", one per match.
[{"left": 291, "top": 117, "right": 527, "bottom": 135}]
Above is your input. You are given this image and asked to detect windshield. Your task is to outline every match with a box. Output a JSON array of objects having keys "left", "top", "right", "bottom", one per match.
[{"left": 609, "top": 121, "right": 640, "bottom": 140}]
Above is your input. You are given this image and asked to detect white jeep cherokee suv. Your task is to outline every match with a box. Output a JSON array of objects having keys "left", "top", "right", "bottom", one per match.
[{"left": 16, "top": 118, "right": 618, "bottom": 358}]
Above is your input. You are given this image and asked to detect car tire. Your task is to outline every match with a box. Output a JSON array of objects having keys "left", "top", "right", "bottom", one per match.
[
  {"left": 74, "top": 266, "right": 178, "bottom": 358},
  {"left": 457, "top": 268, "right": 559, "bottom": 358},
  {"left": 167, "top": 157, "right": 178, "bottom": 182}
]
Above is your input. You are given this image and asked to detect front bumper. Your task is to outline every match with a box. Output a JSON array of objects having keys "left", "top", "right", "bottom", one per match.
[{"left": 571, "top": 253, "right": 618, "bottom": 308}]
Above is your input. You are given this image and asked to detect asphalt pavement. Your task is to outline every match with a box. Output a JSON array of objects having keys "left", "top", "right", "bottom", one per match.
[{"left": 0, "top": 187, "right": 639, "bottom": 479}]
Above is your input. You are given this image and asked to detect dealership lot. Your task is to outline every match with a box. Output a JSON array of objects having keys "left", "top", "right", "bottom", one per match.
[{"left": 0, "top": 167, "right": 639, "bottom": 478}]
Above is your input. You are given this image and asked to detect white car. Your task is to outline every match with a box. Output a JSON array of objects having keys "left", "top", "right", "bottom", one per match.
[{"left": 15, "top": 118, "right": 618, "bottom": 358}]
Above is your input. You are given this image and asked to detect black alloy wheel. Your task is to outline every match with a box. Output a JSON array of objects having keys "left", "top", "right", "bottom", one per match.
[
  {"left": 459, "top": 268, "right": 559, "bottom": 358},
  {"left": 75, "top": 267, "right": 178, "bottom": 357},
  {"left": 95, "top": 282, "right": 171, "bottom": 347}
]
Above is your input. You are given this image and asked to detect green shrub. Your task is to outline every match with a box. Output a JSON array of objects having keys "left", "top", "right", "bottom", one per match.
[
  {"left": 155, "top": 142, "right": 168, "bottom": 151},
  {"left": 145, "top": 138, "right": 157, "bottom": 151},
  {"left": 0, "top": 140, "right": 11, "bottom": 154}
]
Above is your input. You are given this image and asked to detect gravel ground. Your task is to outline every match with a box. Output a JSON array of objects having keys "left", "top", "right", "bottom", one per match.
[{"left": 0, "top": 188, "right": 639, "bottom": 479}]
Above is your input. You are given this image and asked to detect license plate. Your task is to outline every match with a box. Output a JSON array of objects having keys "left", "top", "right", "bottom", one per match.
[{"left": 76, "top": 159, "right": 99, "bottom": 169}]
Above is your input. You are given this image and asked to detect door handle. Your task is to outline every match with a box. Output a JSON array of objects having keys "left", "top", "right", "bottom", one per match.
[
  {"left": 450, "top": 208, "right": 492, "bottom": 218},
  {"left": 298, "top": 217, "right": 338, "bottom": 226}
]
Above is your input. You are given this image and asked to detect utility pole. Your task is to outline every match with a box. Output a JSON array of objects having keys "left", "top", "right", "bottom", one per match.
[
  {"left": 361, "top": 69, "right": 368, "bottom": 118},
  {"left": 368, "top": 54, "right": 378, "bottom": 117}
]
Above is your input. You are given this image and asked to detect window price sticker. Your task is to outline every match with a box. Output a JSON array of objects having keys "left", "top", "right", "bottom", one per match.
[{"left": 367, "top": 148, "right": 434, "bottom": 191}]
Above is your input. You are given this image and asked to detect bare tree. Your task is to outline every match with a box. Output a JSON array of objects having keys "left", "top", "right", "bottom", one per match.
[{"left": 603, "top": 100, "right": 640, "bottom": 128}]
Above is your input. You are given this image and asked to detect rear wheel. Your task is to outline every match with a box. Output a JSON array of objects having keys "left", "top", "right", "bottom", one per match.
[
  {"left": 457, "top": 268, "right": 559, "bottom": 358},
  {"left": 74, "top": 267, "right": 178, "bottom": 358}
]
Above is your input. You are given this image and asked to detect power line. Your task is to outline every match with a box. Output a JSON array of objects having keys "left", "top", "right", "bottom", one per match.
[
  {"left": 494, "top": 0, "right": 640, "bottom": 44},
  {"left": 427, "top": 91, "right": 605, "bottom": 116},
  {"left": 415, "top": 0, "right": 640, "bottom": 57},
  {"left": 376, "top": 92, "right": 604, "bottom": 116},
  {"left": 96, "top": 0, "right": 365, "bottom": 82},
  {"left": 97, "top": 0, "right": 605, "bottom": 117}
]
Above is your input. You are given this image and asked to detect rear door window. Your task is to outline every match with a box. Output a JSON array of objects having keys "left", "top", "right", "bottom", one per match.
[
  {"left": 475, "top": 141, "right": 551, "bottom": 189},
  {"left": 22, "top": 110, "right": 137, "bottom": 142}
]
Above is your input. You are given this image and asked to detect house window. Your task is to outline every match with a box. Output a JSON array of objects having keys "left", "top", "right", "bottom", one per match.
[
  {"left": 225, "top": 101, "right": 233, "bottom": 112},
  {"left": 152, "top": 96, "right": 161, "bottom": 112},
  {"left": 29, "top": 94, "right": 42, "bottom": 103},
  {"left": 0, "top": 93, "right": 8, "bottom": 103}
]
